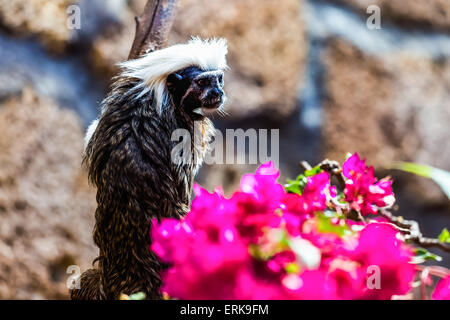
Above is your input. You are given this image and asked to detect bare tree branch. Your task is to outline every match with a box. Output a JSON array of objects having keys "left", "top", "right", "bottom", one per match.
[
  {"left": 128, "top": 0, "right": 180, "bottom": 60},
  {"left": 318, "top": 159, "right": 347, "bottom": 191},
  {"left": 379, "top": 209, "right": 450, "bottom": 252}
]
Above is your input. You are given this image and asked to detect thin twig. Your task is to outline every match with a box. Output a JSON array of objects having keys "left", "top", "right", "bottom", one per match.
[
  {"left": 417, "top": 266, "right": 450, "bottom": 300},
  {"left": 379, "top": 209, "right": 450, "bottom": 252},
  {"left": 128, "top": 0, "right": 180, "bottom": 60},
  {"left": 420, "top": 268, "right": 430, "bottom": 300},
  {"left": 416, "top": 265, "right": 450, "bottom": 278},
  {"left": 317, "top": 160, "right": 362, "bottom": 221},
  {"left": 302, "top": 158, "right": 450, "bottom": 252},
  {"left": 300, "top": 161, "right": 312, "bottom": 171},
  {"left": 318, "top": 159, "right": 347, "bottom": 191},
  {"left": 300, "top": 159, "right": 347, "bottom": 190}
]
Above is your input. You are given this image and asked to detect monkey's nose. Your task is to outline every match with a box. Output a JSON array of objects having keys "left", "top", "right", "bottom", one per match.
[{"left": 210, "top": 88, "right": 223, "bottom": 98}]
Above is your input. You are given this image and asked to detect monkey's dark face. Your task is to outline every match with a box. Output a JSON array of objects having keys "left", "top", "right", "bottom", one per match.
[{"left": 167, "top": 66, "right": 226, "bottom": 119}]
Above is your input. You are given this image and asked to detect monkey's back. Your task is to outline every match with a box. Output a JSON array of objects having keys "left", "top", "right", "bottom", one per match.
[{"left": 75, "top": 77, "right": 207, "bottom": 299}]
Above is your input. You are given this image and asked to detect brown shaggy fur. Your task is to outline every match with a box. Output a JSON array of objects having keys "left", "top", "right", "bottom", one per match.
[{"left": 70, "top": 73, "right": 216, "bottom": 300}]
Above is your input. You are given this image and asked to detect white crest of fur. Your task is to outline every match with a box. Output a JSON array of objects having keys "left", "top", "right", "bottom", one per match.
[
  {"left": 84, "top": 119, "right": 99, "bottom": 150},
  {"left": 83, "top": 38, "right": 227, "bottom": 151},
  {"left": 119, "top": 37, "right": 228, "bottom": 115}
]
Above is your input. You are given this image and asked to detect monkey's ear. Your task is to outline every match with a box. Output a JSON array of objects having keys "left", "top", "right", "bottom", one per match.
[{"left": 167, "top": 73, "right": 183, "bottom": 93}]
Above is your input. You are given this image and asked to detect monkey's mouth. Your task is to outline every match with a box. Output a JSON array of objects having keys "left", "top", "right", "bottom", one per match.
[
  {"left": 202, "top": 97, "right": 222, "bottom": 109},
  {"left": 191, "top": 98, "right": 223, "bottom": 117}
]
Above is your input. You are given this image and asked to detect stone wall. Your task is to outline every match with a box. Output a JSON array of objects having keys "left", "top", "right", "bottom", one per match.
[
  {"left": 92, "top": 0, "right": 306, "bottom": 119},
  {"left": 0, "top": 89, "right": 97, "bottom": 299},
  {"left": 0, "top": 0, "right": 74, "bottom": 50},
  {"left": 322, "top": 39, "right": 450, "bottom": 203},
  {"left": 331, "top": 0, "right": 450, "bottom": 31},
  {"left": 0, "top": 0, "right": 448, "bottom": 298}
]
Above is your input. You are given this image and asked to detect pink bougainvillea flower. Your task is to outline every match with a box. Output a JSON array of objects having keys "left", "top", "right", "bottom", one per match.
[
  {"left": 300, "top": 172, "right": 333, "bottom": 214},
  {"left": 345, "top": 223, "right": 415, "bottom": 299},
  {"left": 150, "top": 161, "right": 417, "bottom": 300},
  {"left": 342, "top": 153, "right": 395, "bottom": 216},
  {"left": 229, "top": 162, "right": 288, "bottom": 242},
  {"left": 234, "top": 267, "right": 289, "bottom": 299},
  {"left": 239, "top": 161, "right": 285, "bottom": 210},
  {"left": 151, "top": 217, "right": 194, "bottom": 263},
  {"left": 327, "top": 256, "right": 366, "bottom": 300},
  {"left": 282, "top": 269, "right": 339, "bottom": 300},
  {"left": 432, "top": 276, "right": 450, "bottom": 300},
  {"left": 266, "top": 250, "right": 297, "bottom": 274}
]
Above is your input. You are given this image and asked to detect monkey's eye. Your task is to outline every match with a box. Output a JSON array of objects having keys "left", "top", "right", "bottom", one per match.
[{"left": 196, "top": 78, "right": 210, "bottom": 87}]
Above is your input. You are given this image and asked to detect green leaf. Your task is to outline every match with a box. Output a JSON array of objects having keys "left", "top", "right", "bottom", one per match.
[
  {"left": 390, "top": 162, "right": 450, "bottom": 199},
  {"left": 285, "top": 175, "right": 308, "bottom": 195},
  {"left": 304, "top": 165, "right": 323, "bottom": 177},
  {"left": 390, "top": 162, "right": 432, "bottom": 178},
  {"left": 316, "top": 214, "right": 351, "bottom": 237},
  {"left": 249, "top": 229, "right": 290, "bottom": 261},
  {"left": 128, "top": 292, "right": 146, "bottom": 300},
  {"left": 279, "top": 230, "right": 290, "bottom": 248},
  {"left": 285, "top": 166, "right": 323, "bottom": 195},
  {"left": 285, "top": 262, "right": 300, "bottom": 274},
  {"left": 438, "top": 228, "right": 450, "bottom": 243},
  {"left": 413, "top": 248, "right": 442, "bottom": 263}
]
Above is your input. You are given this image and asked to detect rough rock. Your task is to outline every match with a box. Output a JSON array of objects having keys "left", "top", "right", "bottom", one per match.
[
  {"left": 322, "top": 39, "right": 450, "bottom": 203},
  {"left": 171, "top": 0, "right": 306, "bottom": 118},
  {"left": 0, "top": 0, "right": 129, "bottom": 52},
  {"left": 92, "top": 0, "right": 307, "bottom": 119},
  {"left": 0, "top": 88, "right": 96, "bottom": 299},
  {"left": 90, "top": 0, "right": 139, "bottom": 78},
  {"left": 332, "top": 0, "right": 450, "bottom": 32},
  {"left": 0, "top": 0, "right": 74, "bottom": 50}
]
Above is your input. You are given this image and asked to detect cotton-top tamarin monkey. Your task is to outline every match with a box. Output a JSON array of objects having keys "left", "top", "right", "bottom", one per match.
[{"left": 71, "top": 38, "right": 228, "bottom": 300}]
